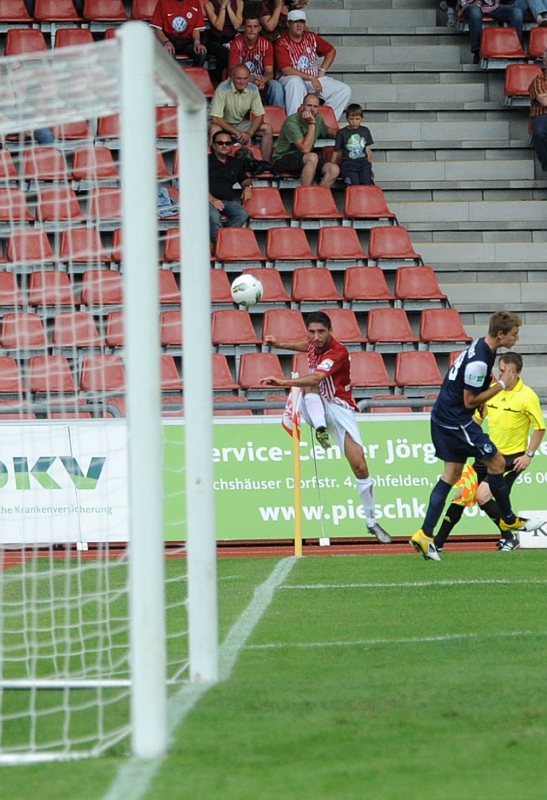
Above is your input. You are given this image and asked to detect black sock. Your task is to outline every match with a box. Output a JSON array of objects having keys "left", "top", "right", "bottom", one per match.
[
  {"left": 486, "top": 472, "right": 515, "bottom": 523},
  {"left": 434, "top": 503, "right": 465, "bottom": 548},
  {"left": 479, "top": 498, "right": 505, "bottom": 533}
]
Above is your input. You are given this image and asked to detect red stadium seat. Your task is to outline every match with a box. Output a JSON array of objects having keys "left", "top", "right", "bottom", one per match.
[
  {"left": 34, "top": 0, "right": 81, "bottom": 22},
  {"left": 366, "top": 308, "right": 418, "bottom": 353},
  {"left": 448, "top": 350, "right": 464, "bottom": 368},
  {"left": 343, "top": 266, "right": 395, "bottom": 310},
  {"left": 80, "top": 354, "right": 125, "bottom": 393},
  {"left": 60, "top": 228, "right": 109, "bottom": 269},
  {"left": 156, "top": 106, "right": 178, "bottom": 139},
  {"left": 5, "top": 29, "right": 48, "bottom": 55},
  {"left": 55, "top": 27, "right": 94, "bottom": 46},
  {"left": 8, "top": 229, "right": 54, "bottom": 268},
  {"left": 265, "top": 227, "right": 316, "bottom": 269},
  {"left": 261, "top": 105, "right": 287, "bottom": 136},
  {"left": 243, "top": 187, "right": 290, "bottom": 229},
  {"left": 262, "top": 309, "right": 307, "bottom": 349},
  {"left": 72, "top": 146, "right": 119, "bottom": 181},
  {"left": 419, "top": 308, "right": 472, "bottom": 352},
  {"left": 53, "top": 119, "right": 91, "bottom": 141},
  {"left": 529, "top": 26, "right": 547, "bottom": 59},
  {"left": 291, "top": 268, "right": 341, "bottom": 309},
  {"left": 242, "top": 267, "right": 290, "bottom": 305},
  {"left": 292, "top": 185, "right": 343, "bottom": 228},
  {"left": 160, "top": 354, "right": 182, "bottom": 393},
  {"left": 394, "top": 266, "right": 448, "bottom": 310},
  {"left": 159, "top": 270, "right": 181, "bottom": 305},
  {"left": 479, "top": 27, "right": 526, "bottom": 69},
  {"left": 1, "top": 313, "right": 48, "bottom": 354},
  {"left": 22, "top": 147, "right": 70, "bottom": 183},
  {"left": 28, "top": 355, "right": 76, "bottom": 395},
  {"left": 291, "top": 351, "right": 309, "bottom": 377},
  {"left": 0, "top": 272, "right": 24, "bottom": 309},
  {"left": 82, "top": 0, "right": 128, "bottom": 21},
  {"left": 0, "top": 357, "right": 25, "bottom": 398},
  {"left": 212, "top": 353, "right": 239, "bottom": 392},
  {"left": 503, "top": 63, "right": 542, "bottom": 106},
  {"left": 0, "top": 188, "right": 35, "bottom": 222},
  {"left": 96, "top": 114, "right": 120, "bottom": 146},
  {"left": 316, "top": 226, "right": 367, "bottom": 267},
  {"left": 316, "top": 105, "right": 339, "bottom": 133},
  {"left": 368, "top": 395, "right": 413, "bottom": 414},
  {"left": 394, "top": 351, "right": 443, "bottom": 396},
  {"left": 210, "top": 269, "right": 234, "bottom": 306},
  {"left": 213, "top": 396, "right": 253, "bottom": 416},
  {"left": 368, "top": 226, "right": 421, "bottom": 265},
  {"left": 238, "top": 352, "right": 285, "bottom": 398},
  {"left": 104, "top": 310, "right": 124, "bottom": 349},
  {"left": 131, "top": 0, "right": 156, "bottom": 19},
  {"left": 321, "top": 308, "right": 366, "bottom": 349},
  {"left": 214, "top": 228, "right": 264, "bottom": 268},
  {"left": 211, "top": 309, "right": 261, "bottom": 351},
  {"left": 160, "top": 310, "right": 183, "bottom": 354},
  {"left": 81, "top": 270, "right": 123, "bottom": 310},
  {"left": 53, "top": 311, "right": 102, "bottom": 352},
  {"left": 36, "top": 187, "right": 84, "bottom": 223},
  {"left": 183, "top": 66, "right": 215, "bottom": 98},
  {"left": 349, "top": 351, "right": 395, "bottom": 399},
  {"left": 87, "top": 187, "right": 122, "bottom": 225},
  {"left": 343, "top": 185, "right": 397, "bottom": 228},
  {"left": 0, "top": 0, "right": 32, "bottom": 22},
  {"left": 0, "top": 151, "right": 19, "bottom": 182},
  {"left": 28, "top": 270, "right": 78, "bottom": 308}
]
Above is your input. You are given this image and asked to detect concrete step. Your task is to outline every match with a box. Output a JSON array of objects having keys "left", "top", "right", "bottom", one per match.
[
  {"left": 461, "top": 322, "right": 547, "bottom": 356},
  {"left": 349, "top": 82, "right": 486, "bottom": 103},
  {"left": 307, "top": 8, "right": 437, "bottom": 27},
  {"left": 332, "top": 43, "right": 463, "bottom": 66},
  {"left": 441, "top": 282, "right": 547, "bottom": 311},
  {"left": 414, "top": 242, "right": 547, "bottom": 265},
  {"left": 390, "top": 200, "right": 547, "bottom": 225},
  {"left": 373, "top": 159, "right": 535, "bottom": 183}
]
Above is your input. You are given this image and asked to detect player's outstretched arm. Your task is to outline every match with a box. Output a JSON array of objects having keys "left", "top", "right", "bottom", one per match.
[{"left": 263, "top": 334, "right": 308, "bottom": 351}]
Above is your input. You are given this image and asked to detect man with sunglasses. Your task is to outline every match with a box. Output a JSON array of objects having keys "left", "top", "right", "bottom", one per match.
[{"left": 208, "top": 130, "right": 253, "bottom": 251}]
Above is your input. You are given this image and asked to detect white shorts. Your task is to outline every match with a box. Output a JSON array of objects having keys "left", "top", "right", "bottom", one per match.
[{"left": 299, "top": 396, "right": 363, "bottom": 453}]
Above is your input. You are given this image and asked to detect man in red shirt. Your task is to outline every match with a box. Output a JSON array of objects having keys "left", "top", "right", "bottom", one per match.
[
  {"left": 274, "top": 9, "right": 351, "bottom": 118},
  {"left": 229, "top": 16, "right": 286, "bottom": 108},
  {"left": 261, "top": 310, "right": 392, "bottom": 543},
  {"left": 529, "top": 48, "right": 547, "bottom": 173},
  {"left": 150, "top": 0, "right": 207, "bottom": 65}
]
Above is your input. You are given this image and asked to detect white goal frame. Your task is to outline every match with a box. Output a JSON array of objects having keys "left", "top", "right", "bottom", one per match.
[{"left": 0, "top": 22, "right": 219, "bottom": 763}]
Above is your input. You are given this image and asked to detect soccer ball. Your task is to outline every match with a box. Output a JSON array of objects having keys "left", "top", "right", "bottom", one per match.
[{"left": 231, "top": 274, "right": 264, "bottom": 308}]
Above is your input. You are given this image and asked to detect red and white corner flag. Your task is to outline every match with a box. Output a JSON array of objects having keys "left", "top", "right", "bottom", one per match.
[{"left": 281, "top": 381, "right": 302, "bottom": 438}]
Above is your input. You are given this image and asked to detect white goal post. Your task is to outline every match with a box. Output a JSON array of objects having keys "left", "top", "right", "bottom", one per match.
[{"left": 0, "top": 22, "right": 218, "bottom": 763}]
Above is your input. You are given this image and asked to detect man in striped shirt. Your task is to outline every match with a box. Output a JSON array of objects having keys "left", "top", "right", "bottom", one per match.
[
  {"left": 274, "top": 9, "right": 351, "bottom": 118},
  {"left": 529, "top": 48, "right": 547, "bottom": 172},
  {"left": 229, "top": 16, "right": 286, "bottom": 109}
]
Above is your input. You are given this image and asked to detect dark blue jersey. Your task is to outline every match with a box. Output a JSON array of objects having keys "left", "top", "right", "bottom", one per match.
[{"left": 431, "top": 337, "right": 495, "bottom": 429}]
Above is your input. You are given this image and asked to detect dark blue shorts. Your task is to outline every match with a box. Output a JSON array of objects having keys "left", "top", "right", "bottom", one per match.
[
  {"left": 475, "top": 452, "right": 523, "bottom": 490},
  {"left": 431, "top": 418, "right": 499, "bottom": 464}
]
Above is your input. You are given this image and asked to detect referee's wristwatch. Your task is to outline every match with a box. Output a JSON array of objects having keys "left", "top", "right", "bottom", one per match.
[{"left": 525, "top": 450, "right": 536, "bottom": 458}]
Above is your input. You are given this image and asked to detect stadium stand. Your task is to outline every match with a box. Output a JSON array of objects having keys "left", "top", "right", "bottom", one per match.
[
  {"left": 479, "top": 27, "right": 527, "bottom": 69},
  {"left": 291, "top": 185, "right": 343, "bottom": 228},
  {"left": 343, "top": 185, "right": 398, "bottom": 228},
  {"left": 503, "top": 63, "right": 543, "bottom": 106},
  {"left": 316, "top": 226, "right": 367, "bottom": 267},
  {"left": 418, "top": 308, "right": 473, "bottom": 352},
  {"left": 365, "top": 308, "right": 419, "bottom": 353},
  {"left": 394, "top": 351, "right": 444, "bottom": 396},
  {"left": 343, "top": 267, "right": 395, "bottom": 311},
  {"left": 243, "top": 187, "right": 291, "bottom": 229},
  {"left": 394, "top": 266, "right": 449, "bottom": 310},
  {"left": 265, "top": 227, "right": 316, "bottom": 269},
  {"left": 291, "top": 268, "right": 341, "bottom": 310},
  {"left": 348, "top": 351, "right": 395, "bottom": 399}
]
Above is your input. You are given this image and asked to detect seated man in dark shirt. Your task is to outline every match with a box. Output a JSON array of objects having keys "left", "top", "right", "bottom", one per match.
[{"left": 208, "top": 130, "right": 254, "bottom": 250}]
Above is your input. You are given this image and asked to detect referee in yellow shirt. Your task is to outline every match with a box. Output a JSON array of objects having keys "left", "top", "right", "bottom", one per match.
[{"left": 434, "top": 351, "right": 545, "bottom": 552}]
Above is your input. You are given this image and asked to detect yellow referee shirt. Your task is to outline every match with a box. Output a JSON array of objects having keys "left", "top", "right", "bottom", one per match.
[{"left": 483, "top": 378, "right": 546, "bottom": 455}]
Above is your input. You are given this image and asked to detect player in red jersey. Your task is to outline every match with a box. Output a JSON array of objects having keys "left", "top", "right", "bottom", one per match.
[
  {"left": 150, "top": 0, "right": 207, "bottom": 64},
  {"left": 261, "top": 311, "right": 392, "bottom": 543},
  {"left": 228, "top": 16, "right": 286, "bottom": 107}
]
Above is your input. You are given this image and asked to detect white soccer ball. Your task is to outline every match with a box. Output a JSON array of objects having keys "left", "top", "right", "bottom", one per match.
[{"left": 231, "top": 274, "right": 264, "bottom": 308}]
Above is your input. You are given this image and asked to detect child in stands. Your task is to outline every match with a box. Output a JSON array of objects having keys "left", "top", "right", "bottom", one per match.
[{"left": 331, "top": 103, "right": 374, "bottom": 186}]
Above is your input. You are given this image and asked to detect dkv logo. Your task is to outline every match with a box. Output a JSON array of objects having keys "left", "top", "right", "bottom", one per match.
[{"left": 0, "top": 457, "right": 106, "bottom": 490}]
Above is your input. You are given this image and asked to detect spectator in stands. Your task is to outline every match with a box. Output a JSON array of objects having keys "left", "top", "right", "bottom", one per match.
[
  {"left": 331, "top": 103, "right": 374, "bottom": 185},
  {"left": 272, "top": 92, "right": 340, "bottom": 185},
  {"left": 150, "top": 0, "right": 208, "bottom": 66},
  {"left": 259, "top": 0, "right": 308, "bottom": 42},
  {"left": 229, "top": 16, "right": 286, "bottom": 108},
  {"left": 457, "top": 0, "right": 524, "bottom": 64},
  {"left": 529, "top": 48, "right": 547, "bottom": 172},
  {"left": 274, "top": 10, "right": 352, "bottom": 118},
  {"left": 511, "top": 0, "right": 547, "bottom": 26},
  {"left": 209, "top": 64, "right": 274, "bottom": 160},
  {"left": 208, "top": 130, "right": 252, "bottom": 248},
  {"left": 204, "top": 0, "right": 244, "bottom": 86}
]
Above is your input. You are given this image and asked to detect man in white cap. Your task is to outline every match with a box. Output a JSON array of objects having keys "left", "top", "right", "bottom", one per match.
[{"left": 274, "top": 9, "right": 351, "bottom": 118}]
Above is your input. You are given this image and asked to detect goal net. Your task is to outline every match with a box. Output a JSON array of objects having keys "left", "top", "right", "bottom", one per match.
[{"left": 0, "top": 23, "right": 217, "bottom": 763}]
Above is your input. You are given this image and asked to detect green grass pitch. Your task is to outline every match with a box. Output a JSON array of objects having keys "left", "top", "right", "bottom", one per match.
[{"left": 1, "top": 551, "right": 547, "bottom": 799}]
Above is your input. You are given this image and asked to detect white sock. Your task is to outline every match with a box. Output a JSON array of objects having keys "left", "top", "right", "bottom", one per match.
[
  {"left": 356, "top": 477, "right": 375, "bottom": 525},
  {"left": 304, "top": 393, "right": 326, "bottom": 429}
]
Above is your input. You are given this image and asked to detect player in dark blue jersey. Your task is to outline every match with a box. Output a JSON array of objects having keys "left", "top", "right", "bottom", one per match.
[{"left": 411, "top": 310, "right": 543, "bottom": 561}]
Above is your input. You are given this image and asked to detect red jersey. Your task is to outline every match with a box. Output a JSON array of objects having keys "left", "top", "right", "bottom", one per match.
[
  {"left": 274, "top": 31, "right": 334, "bottom": 78},
  {"left": 150, "top": 0, "right": 205, "bottom": 40},
  {"left": 228, "top": 34, "right": 274, "bottom": 79},
  {"left": 308, "top": 337, "right": 357, "bottom": 411}
]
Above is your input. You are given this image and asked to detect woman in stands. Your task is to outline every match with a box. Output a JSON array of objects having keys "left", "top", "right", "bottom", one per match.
[
  {"left": 259, "top": 0, "right": 308, "bottom": 41},
  {"left": 204, "top": 0, "right": 244, "bottom": 86}
]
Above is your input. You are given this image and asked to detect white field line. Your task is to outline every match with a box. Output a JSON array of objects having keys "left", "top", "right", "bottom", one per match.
[
  {"left": 101, "top": 557, "right": 296, "bottom": 800},
  {"left": 247, "top": 629, "right": 547, "bottom": 651},
  {"left": 281, "top": 578, "right": 547, "bottom": 590}
]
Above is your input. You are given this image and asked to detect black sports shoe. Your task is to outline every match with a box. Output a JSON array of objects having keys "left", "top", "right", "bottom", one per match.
[
  {"left": 497, "top": 538, "right": 520, "bottom": 552},
  {"left": 315, "top": 426, "right": 331, "bottom": 450},
  {"left": 473, "top": 52, "right": 480, "bottom": 64}
]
